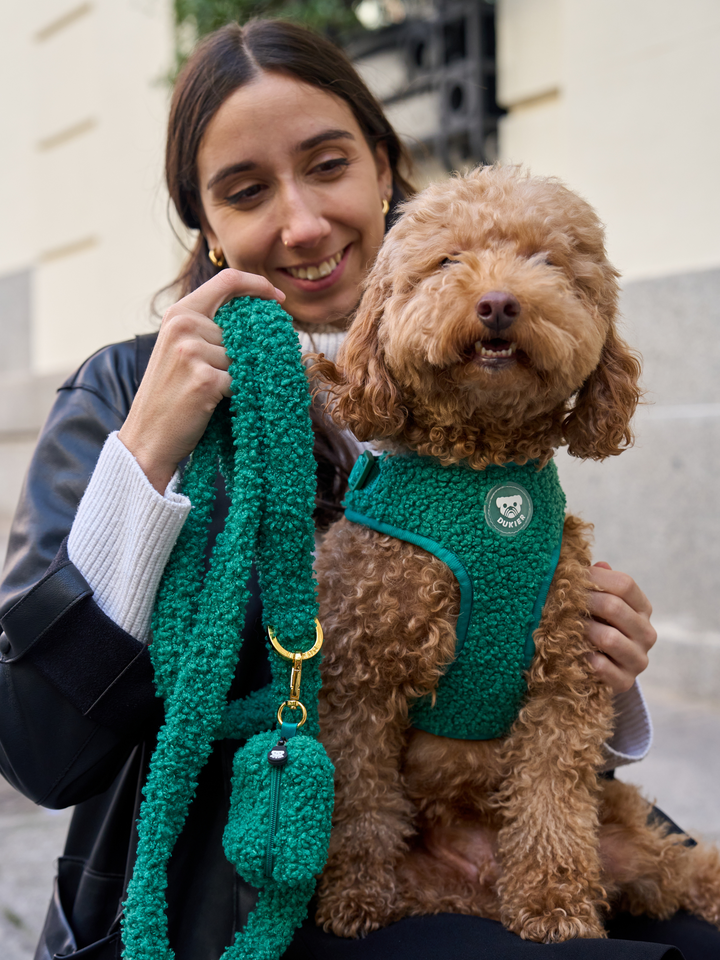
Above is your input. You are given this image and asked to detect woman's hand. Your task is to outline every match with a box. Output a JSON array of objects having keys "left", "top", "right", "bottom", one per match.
[
  {"left": 118, "top": 270, "right": 285, "bottom": 493},
  {"left": 586, "top": 561, "right": 657, "bottom": 695}
]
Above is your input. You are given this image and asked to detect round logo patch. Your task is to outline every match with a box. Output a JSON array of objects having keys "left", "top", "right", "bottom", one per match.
[{"left": 484, "top": 482, "right": 533, "bottom": 537}]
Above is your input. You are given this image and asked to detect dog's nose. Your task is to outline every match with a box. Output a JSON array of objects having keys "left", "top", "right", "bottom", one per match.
[{"left": 476, "top": 292, "right": 521, "bottom": 333}]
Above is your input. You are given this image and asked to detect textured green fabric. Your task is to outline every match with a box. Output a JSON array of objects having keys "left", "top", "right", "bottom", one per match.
[
  {"left": 344, "top": 453, "right": 566, "bottom": 740},
  {"left": 224, "top": 728, "right": 334, "bottom": 888},
  {"left": 121, "top": 297, "right": 334, "bottom": 960}
]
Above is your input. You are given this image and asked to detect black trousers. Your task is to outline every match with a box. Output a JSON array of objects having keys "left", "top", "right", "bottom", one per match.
[{"left": 285, "top": 911, "right": 720, "bottom": 960}]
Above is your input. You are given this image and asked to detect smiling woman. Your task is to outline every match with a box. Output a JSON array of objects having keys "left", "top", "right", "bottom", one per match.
[
  {"left": 196, "top": 74, "right": 391, "bottom": 326},
  {"left": 166, "top": 20, "right": 413, "bottom": 304},
  {"left": 0, "top": 17, "right": 677, "bottom": 960}
]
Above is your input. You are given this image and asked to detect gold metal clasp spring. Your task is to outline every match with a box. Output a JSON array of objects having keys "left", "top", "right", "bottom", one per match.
[{"left": 268, "top": 618, "right": 323, "bottom": 729}]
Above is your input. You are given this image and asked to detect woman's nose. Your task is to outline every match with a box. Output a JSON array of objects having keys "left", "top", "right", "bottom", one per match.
[{"left": 280, "top": 190, "right": 331, "bottom": 249}]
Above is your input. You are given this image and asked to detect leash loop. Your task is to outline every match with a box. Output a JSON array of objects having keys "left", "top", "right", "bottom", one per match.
[{"left": 268, "top": 619, "right": 323, "bottom": 661}]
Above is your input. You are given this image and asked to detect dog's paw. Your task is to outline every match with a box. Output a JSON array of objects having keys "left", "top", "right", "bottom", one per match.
[
  {"left": 316, "top": 888, "right": 397, "bottom": 939},
  {"left": 513, "top": 910, "right": 606, "bottom": 943}
]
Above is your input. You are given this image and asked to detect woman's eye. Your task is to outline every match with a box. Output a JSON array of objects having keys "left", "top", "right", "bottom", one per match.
[
  {"left": 312, "top": 157, "right": 350, "bottom": 176},
  {"left": 224, "top": 183, "right": 265, "bottom": 205}
]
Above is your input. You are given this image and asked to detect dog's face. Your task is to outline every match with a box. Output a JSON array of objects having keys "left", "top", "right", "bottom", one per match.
[
  {"left": 378, "top": 169, "right": 614, "bottom": 409},
  {"left": 317, "top": 166, "right": 640, "bottom": 465}
]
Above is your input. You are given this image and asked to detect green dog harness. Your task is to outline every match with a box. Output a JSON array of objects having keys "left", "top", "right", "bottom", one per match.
[{"left": 344, "top": 452, "right": 567, "bottom": 740}]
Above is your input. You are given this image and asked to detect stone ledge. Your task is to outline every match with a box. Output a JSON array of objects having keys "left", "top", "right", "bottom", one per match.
[
  {"left": 643, "top": 624, "right": 720, "bottom": 705},
  {"left": 0, "top": 370, "right": 69, "bottom": 435}
]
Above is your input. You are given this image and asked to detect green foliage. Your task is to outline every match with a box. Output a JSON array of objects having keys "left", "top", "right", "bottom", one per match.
[{"left": 175, "top": 0, "right": 362, "bottom": 41}]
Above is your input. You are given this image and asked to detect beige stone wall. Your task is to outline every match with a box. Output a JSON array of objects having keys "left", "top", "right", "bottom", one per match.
[
  {"left": 497, "top": 0, "right": 720, "bottom": 281},
  {"left": 0, "top": 1, "right": 180, "bottom": 557},
  {"left": 0, "top": 0, "right": 180, "bottom": 373},
  {"left": 497, "top": 0, "right": 720, "bottom": 694}
]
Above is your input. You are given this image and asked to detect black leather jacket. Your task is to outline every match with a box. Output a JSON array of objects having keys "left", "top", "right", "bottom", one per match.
[{"left": 0, "top": 335, "right": 271, "bottom": 960}]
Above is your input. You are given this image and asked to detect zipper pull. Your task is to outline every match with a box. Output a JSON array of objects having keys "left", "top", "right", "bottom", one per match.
[{"left": 268, "top": 738, "right": 289, "bottom": 766}]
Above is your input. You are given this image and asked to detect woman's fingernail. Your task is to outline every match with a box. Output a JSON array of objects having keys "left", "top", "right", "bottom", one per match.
[{"left": 274, "top": 288, "right": 286, "bottom": 301}]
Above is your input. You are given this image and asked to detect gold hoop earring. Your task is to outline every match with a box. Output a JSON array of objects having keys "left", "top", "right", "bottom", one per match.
[
  {"left": 381, "top": 198, "right": 390, "bottom": 216},
  {"left": 208, "top": 247, "right": 225, "bottom": 269}
]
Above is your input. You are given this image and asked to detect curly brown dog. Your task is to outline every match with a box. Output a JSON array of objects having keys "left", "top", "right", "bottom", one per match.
[{"left": 310, "top": 166, "right": 720, "bottom": 943}]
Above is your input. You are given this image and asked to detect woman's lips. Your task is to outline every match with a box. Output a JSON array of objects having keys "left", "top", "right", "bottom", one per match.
[{"left": 278, "top": 244, "right": 350, "bottom": 292}]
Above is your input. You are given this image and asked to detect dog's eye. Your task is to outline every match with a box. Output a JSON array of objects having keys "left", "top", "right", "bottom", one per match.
[
  {"left": 528, "top": 253, "right": 554, "bottom": 267},
  {"left": 440, "top": 257, "right": 460, "bottom": 268}
]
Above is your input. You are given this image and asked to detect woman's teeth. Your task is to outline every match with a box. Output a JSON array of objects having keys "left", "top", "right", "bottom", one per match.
[
  {"left": 287, "top": 249, "right": 343, "bottom": 280},
  {"left": 475, "top": 341, "right": 518, "bottom": 358}
]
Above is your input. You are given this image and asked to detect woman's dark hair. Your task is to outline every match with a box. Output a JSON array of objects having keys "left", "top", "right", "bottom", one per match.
[
  {"left": 166, "top": 18, "right": 414, "bottom": 297},
  {"left": 165, "top": 19, "right": 412, "bottom": 525}
]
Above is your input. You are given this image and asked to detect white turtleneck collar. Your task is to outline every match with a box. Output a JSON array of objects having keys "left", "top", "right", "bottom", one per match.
[{"left": 294, "top": 322, "right": 347, "bottom": 364}]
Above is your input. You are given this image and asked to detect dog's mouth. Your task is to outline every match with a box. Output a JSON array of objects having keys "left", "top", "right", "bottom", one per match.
[{"left": 469, "top": 338, "right": 520, "bottom": 369}]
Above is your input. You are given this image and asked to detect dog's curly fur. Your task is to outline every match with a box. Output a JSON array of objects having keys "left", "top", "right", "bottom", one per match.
[{"left": 310, "top": 166, "right": 720, "bottom": 943}]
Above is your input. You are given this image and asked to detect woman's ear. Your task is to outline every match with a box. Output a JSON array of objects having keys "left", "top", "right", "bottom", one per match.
[
  {"left": 563, "top": 326, "right": 642, "bottom": 460},
  {"left": 312, "top": 252, "right": 407, "bottom": 441},
  {"left": 196, "top": 207, "right": 219, "bottom": 256},
  {"left": 374, "top": 141, "right": 392, "bottom": 203}
]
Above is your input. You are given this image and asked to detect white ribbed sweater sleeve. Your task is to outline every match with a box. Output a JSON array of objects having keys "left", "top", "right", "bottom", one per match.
[
  {"left": 67, "top": 432, "right": 191, "bottom": 643},
  {"left": 602, "top": 680, "right": 653, "bottom": 770}
]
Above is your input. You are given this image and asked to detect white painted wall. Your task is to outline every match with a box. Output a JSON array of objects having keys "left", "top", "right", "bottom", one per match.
[
  {"left": 497, "top": 0, "right": 720, "bottom": 687},
  {"left": 0, "top": 0, "right": 180, "bottom": 557},
  {"left": 497, "top": 0, "right": 720, "bottom": 282},
  {"left": 0, "top": 0, "right": 180, "bottom": 377}
]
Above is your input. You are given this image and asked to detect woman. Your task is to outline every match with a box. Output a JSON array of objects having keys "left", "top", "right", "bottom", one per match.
[{"left": 0, "top": 18, "right": 705, "bottom": 960}]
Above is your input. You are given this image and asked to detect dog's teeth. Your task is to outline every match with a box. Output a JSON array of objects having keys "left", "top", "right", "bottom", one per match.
[{"left": 475, "top": 341, "right": 518, "bottom": 359}]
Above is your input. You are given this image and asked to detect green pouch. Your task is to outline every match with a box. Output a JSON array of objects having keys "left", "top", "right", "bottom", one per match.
[{"left": 224, "top": 725, "right": 335, "bottom": 889}]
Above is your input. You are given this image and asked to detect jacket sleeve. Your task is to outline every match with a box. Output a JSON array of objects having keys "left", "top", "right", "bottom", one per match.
[{"left": 0, "top": 340, "right": 163, "bottom": 809}]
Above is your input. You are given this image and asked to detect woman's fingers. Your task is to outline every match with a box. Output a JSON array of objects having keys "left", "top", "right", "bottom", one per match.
[
  {"left": 118, "top": 272, "right": 286, "bottom": 493},
  {"left": 178, "top": 268, "right": 285, "bottom": 320},
  {"left": 586, "top": 622, "right": 647, "bottom": 692},
  {"left": 588, "top": 561, "right": 653, "bottom": 619},
  {"left": 586, "top": 562, "right": 657, "bottom": 694}
]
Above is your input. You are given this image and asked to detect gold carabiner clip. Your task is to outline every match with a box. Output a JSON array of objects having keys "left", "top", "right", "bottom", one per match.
[{"left": 268, "top": 619, "right": 323, "bottom": 730}]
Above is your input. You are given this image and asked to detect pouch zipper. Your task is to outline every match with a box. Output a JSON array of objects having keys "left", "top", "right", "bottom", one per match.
[{"left": 265, "top": 738, "right": 288, "bottom": 877}]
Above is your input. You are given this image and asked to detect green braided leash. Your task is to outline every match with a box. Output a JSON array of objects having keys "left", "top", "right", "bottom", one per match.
[{"left": 121, "top": 297, "right": 335, "bottom": 960}]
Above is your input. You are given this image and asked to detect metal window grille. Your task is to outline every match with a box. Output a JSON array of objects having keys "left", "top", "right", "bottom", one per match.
[{"left": 349, "top": 0, "right": 504, "bottom": 169}]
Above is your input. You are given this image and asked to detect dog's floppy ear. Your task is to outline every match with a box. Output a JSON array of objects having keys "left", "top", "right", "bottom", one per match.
[
  {"left": 563, "top": 326, "right": 642, "bottom": 460},
  {"left": 312, "top": 262, "right": 408, "bottom": 442}
]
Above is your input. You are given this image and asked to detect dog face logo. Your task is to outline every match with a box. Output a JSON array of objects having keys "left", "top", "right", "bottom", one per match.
[
  {"left": 496, "top": 494, "right": 523, "bottom": 519},
  {"left": 484, "top": 483, "right": 533, "bottom": 537}
]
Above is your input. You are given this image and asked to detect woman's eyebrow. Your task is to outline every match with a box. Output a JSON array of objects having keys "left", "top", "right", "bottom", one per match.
[
  {"left": 296, "top": 129, "right": 355, "bottom": 152},
  {"left": 207, "top": 161, "right": 256, "bottom": 191}
]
